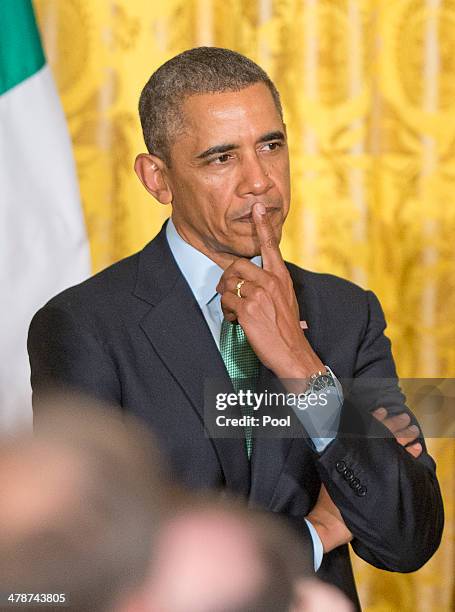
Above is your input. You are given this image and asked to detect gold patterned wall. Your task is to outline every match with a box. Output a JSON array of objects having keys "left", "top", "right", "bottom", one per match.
[{"left": 33, "top": 1, "right": 454, "bottom": 610}]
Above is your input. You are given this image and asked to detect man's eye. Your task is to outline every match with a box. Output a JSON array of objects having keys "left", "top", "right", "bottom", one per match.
[
  {"left": 263, "top": 142, "right": 282, "bottom": 152},
  {"left": 212, "top": 153, "right": 232, "bottom": 164}
]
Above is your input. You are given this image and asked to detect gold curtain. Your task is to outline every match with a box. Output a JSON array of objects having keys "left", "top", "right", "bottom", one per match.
[{"left": 33, "top": 1, "right": 454, "bottom": 610}]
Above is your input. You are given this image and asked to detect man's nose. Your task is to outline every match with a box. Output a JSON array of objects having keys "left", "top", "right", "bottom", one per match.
[{"left": 237, "top": 154, "right": 273, "bottom": 195}]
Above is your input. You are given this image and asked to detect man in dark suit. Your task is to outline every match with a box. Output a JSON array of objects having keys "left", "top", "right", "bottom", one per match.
[{"left": 28, "top": 48, "right": 443, "bottom": 609}]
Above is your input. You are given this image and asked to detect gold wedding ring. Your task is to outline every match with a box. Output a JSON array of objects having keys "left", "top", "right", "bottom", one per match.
[{"left": 236, "top": 279, "right": 246, "bottom": 298}]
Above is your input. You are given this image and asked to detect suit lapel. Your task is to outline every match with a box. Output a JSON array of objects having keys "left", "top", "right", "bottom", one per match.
[
  {"left": 133, "top": 224, "right": 251, "bottom": 495},
  {"left": 250, "top": 264, "right": 320, "bottom": 507},
  {"left": 291, "top": 264, "right": 321, "bottom": 354}
]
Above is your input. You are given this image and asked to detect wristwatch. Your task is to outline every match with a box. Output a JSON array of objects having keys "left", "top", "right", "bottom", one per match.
[{"left": 306, "top": 366, "right": 336, "bottom": 394}]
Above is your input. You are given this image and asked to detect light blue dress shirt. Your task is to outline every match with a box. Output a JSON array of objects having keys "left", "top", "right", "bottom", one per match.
[{"left": 166, "top": 217, "right": 341, "bottom": 571}]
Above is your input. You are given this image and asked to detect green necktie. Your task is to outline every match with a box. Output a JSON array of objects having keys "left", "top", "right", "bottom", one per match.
[{"left": 220, "top": 320, "right": 260, "bottom": 458}]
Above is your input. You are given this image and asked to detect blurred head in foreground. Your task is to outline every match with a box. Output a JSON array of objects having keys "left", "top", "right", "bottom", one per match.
[
  {"left": 291, "top": 579, "right": 354, "bottom": 612},
  {"left": 0, "top": 394, "right": 166, "bottom": 612},
  {"left": 135, "top": 495, "right": 312, "bottom": 612},
  {"left": 131, "top": 494, "right": 353, "bottom": 612}
]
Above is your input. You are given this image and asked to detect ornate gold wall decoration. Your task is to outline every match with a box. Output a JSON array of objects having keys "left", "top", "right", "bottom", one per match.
[
  {"left": 33, "top": 1, "right": 454, "bottom": 610},
  {"left": 398, "top": 0, "right": 455, "bottom": 109}
]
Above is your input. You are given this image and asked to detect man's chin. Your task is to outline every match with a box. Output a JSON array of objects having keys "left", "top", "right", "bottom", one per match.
[
  {"left": 219, "top": 224, "right": 284, "bottom": 260},
  {"left": 227, "top": 237, "right": 264, "bottom": 260}
]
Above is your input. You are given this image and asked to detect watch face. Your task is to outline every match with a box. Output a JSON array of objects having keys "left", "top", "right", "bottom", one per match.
[{"left": 312, "top": 374, "right": 334, "bottom": 392}]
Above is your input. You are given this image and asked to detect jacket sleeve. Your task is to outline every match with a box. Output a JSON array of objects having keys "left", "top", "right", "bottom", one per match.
[
  {"left": 315, "top": 290, "right": 444, "bottom": 572},
  {"left": 28, "top": 303, "right": 121, "bottom": 414}
]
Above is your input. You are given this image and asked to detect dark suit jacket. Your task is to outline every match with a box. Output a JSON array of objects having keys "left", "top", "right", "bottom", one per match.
[{"left": 28, "top": 222, "right": 444, "bottom": 609}]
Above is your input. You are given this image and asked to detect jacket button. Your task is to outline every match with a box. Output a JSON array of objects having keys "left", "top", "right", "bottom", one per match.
[
  {"left": 344, "top": 468, "right": 354, "bottom": 482},
  {"left": 350, "top": 477, "right": 361, "bottom": 490},
  {"left": 356, "top": 485, "right": 367, "bottom": 497},
  {"left": 336, "top": 460, "right": 346, "bottom": 474}
]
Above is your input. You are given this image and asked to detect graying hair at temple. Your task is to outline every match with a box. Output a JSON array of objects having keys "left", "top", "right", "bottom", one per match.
[{"left": 138, "top": 46, "right": 283, "bottom": 165}]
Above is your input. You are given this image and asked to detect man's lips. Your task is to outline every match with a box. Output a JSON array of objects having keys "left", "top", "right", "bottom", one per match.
[{"left": 236, "top": 207, "right": 280, "bottom": 222}]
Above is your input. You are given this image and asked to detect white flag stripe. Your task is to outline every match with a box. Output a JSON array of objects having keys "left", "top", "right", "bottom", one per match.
[{"left": 0, "top": 65, "right": 90, "bottom": 430}]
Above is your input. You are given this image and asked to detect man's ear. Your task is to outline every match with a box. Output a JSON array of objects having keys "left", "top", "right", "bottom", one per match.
[{"left": 134, "top": 154, "right": 173, "bottom": 204}]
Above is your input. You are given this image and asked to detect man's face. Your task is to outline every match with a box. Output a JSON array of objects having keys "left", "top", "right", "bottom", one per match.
[{"left": 163, "top": 82, "right": 291, "bottom": 266}]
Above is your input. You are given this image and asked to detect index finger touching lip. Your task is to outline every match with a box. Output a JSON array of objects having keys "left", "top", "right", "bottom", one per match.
[{"left": 252, "top": 202, "right": 285, "bottom": 270}]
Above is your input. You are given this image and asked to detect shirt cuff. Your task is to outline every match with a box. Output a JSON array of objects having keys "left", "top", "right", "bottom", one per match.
[
  {"left": 288, "top": 366, "right": 344, "bottom": 451},
  {"left": 304, "top": 518, "right": 324, "bottom": 571}
]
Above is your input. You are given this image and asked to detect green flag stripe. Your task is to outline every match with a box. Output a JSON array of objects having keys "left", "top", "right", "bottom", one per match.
[{"left": 0, "top": 0, "right": 45, "bottom": 95}]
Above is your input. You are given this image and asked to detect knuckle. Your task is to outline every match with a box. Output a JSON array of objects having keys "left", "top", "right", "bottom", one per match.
[
  {"left": 229, "top": 278, "right": 238, "bottom": 292},
  {"left": 251, "top": 286, "right": 265, "bottom": 300},
  {"left": 244, "top": 301, "right": 256, "bottom": 316},
  {"left": 236, "top": 258, "right": 250, "bottom": 273},
  {"left": 267, "top": 275, "right": 279, "bottom": 291}
]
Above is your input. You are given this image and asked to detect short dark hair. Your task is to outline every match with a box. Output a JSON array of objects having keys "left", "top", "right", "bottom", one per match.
[{"left": 138, "top": 47, "right": 283, "bottom": 165}]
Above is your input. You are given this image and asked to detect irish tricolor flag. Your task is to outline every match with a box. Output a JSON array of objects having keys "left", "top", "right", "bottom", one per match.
[{"left": 0, "top": 0, "right": 90, "bottom": 429}]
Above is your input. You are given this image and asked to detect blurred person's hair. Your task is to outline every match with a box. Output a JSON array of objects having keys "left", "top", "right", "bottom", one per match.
[
  {"left": 0, "top": 393, "right": 167, "bottom": 612},
  {"left": 138, "top": 46, "right": 283, "bottom": 165},
  {"left": 146, "top": 493, "right": 313, "bottom": 612}
]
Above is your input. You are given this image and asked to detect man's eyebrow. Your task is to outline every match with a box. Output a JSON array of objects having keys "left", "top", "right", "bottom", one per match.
[
  {"left": 196, "top": 131, "right": 286, "bottom": 160},
  {"left": 196, "top": 143, "right": 239, "bottom": 159},
  {"left": 257, "top": 130, "right": 286, "bottom": 143}
]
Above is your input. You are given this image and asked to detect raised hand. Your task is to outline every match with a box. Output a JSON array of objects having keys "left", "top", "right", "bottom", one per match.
[{"left": 217, "top": 203, "right": 324, "bottom": 380}]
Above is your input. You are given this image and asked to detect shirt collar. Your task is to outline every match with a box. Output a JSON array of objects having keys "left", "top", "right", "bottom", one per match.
[{"left": 165, "top": 217, "right": 261, "bottom": 306}]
